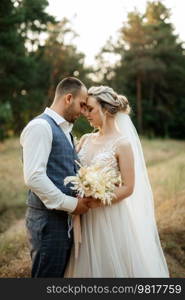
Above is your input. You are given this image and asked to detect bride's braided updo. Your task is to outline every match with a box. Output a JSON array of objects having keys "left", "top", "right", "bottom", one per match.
[{"left": 88, "top": 86, "right": 131, "bottom": 115}]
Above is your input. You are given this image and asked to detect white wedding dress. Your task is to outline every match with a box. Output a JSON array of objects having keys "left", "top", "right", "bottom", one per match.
[{"left": 65, "top": 131, "right": 169, "bottom": 278}]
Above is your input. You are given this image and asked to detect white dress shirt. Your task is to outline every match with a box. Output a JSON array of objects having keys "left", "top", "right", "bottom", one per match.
[{"left": 20, "top": 107, "right": 78, "bottom": 213}]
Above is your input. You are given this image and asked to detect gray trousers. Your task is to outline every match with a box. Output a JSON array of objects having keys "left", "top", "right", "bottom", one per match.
[{"left": 25, "top": 207, "right": 73, "bottom": 277}]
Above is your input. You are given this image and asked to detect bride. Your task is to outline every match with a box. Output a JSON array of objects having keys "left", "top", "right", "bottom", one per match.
[{"left": 65, "top": 86, "right": 169, "bottom": 277}]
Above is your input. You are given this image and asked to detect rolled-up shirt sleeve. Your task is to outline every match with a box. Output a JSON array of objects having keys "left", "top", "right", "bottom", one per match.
[{"left": 20, "top": 119, "right": 78, "bottom": 213}]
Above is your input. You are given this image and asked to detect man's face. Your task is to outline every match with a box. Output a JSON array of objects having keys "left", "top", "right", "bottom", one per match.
[{"left": 64, "top": 86, "right": 88, "bottom": 123}]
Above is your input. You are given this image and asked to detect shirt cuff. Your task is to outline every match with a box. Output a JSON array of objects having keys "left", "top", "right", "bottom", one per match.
[{"left": 59, "top": 195, "right": 78, "bottom": 213}]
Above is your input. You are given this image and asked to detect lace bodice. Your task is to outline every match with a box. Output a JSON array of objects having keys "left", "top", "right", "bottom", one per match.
[{"left": 78, "top": 133, "right": 126, "bottom": 173}]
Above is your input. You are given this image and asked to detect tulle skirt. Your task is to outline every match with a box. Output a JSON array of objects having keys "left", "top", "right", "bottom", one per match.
[{"left": 64, "top": 199, "right": 169, "bottom": 278}]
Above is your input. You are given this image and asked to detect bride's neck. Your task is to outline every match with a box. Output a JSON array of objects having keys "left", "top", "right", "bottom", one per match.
[{"left": 98, "top": 117, "right": 120, "bottom": 136}]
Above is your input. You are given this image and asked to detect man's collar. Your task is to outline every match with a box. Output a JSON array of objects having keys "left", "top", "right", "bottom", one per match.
[{"left": 44, "top": 107, "right": 73, "bottom": 132}]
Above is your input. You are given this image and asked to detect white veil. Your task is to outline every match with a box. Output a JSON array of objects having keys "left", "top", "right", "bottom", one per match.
[{"left": 115, "top": 112, "right": 169, "bottom": 277}]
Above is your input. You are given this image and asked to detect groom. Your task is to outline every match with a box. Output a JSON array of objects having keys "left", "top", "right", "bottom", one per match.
[{"left": 20, "top": 77, "right": 90, "bottom": 277}]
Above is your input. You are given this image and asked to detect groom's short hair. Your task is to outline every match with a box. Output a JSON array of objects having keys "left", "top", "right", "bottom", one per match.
[{"left": 55, "top": 77, "right": 85, "bottom": 98}]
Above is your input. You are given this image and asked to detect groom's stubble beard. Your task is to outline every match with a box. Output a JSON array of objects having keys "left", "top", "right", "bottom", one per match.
[{"left": 63, "top": 101, "right": 80, "bottom": 123}]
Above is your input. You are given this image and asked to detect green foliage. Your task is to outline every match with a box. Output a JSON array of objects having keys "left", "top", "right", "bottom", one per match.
[
  {"left": 41, "top": 19, "right": 93, "bottom": 104},
  {"left": 96, "top": 1, "right": 185, "bottom": 139},
  {"left": 0, "top": 1, "right": 184, "bottom": 140},
  {"left": 0, "top": 2, "right": 93, "bottom": 139},
  {"left": 0, "top": 103, "right": 13, "bottom": 140},
  {"left": 0, "top": 0, "right": 55, "bottom": 137},
  {"left": 73, "top": 116, "right": 93, "bottom": 138}
]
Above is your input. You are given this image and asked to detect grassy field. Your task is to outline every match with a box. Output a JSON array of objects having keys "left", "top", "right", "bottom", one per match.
[{"left": 0, "top": 137, "right": 185, "bottom": 277}]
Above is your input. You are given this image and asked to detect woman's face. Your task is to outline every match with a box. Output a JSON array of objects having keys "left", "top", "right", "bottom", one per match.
[{"left": 85, "top": 96, "right": 103, "bottom": 128}]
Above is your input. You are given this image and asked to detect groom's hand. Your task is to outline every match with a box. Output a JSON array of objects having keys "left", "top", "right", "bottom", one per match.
[{"left": 72, "top": 197, "right": 89, "bottom": 215}]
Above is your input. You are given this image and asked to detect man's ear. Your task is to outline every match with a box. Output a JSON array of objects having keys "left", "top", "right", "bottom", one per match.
[{"left": 65, "top": 93, "right": 73, "bottom": 105}]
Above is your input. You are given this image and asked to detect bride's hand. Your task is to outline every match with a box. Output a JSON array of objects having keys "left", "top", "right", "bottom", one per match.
[{"left": 83, "top": 197, "right": 103, "bottom": 209}]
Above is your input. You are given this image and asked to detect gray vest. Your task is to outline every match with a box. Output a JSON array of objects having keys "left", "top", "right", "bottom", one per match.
[{"left": 27, "top": 113, "right": 79, "bottom": 210}]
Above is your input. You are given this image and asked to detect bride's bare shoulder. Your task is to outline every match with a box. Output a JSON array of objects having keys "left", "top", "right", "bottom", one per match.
[{"left": 116, "top": 136, "right": 133, "bottom": 159}]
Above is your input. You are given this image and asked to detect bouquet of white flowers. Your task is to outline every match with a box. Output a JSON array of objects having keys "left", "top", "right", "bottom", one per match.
[{"left": 64, "top": 161, "right": 121, "bottom": 205}]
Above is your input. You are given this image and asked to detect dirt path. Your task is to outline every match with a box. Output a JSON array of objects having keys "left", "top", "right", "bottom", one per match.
[{"left": 0, "top": 219, "right": 31, "bottom": 277}]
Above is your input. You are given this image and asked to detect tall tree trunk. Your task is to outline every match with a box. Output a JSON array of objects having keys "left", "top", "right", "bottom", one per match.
[
  {"left": 136, "top": 75, "right": 142, "bottom": 134},
  {"left": 150, "top": 82, "right": 154, "bottom": 105}
]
